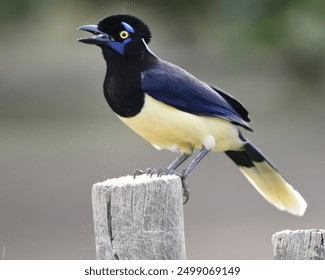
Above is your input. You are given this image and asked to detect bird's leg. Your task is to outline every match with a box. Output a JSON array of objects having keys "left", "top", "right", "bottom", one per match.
[
  {"left": 178, "top": 147, "right": 211, "bottom": 204},
  {"left": 167, "top": 153, "right": 191, "bottom": 171},
  {"left": 179, "top": 147, "right": 211, "bottom": 179},
  {"left": 133, "top": 152, "right": 189, "bottom": 178}
]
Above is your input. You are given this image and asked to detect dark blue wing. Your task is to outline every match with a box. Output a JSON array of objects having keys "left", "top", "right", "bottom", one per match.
[{"left": 141, "top": 60, "right": 252, "bottom": 131}]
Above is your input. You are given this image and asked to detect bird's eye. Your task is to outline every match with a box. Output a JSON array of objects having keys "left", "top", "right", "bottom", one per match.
[{"left": 120, "top": 30, "right": 129, "bottom": 40}]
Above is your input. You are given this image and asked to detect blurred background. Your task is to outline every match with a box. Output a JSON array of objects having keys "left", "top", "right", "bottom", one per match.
[{"left": 1, "top": 0, "right": 325, "bottom": 259}]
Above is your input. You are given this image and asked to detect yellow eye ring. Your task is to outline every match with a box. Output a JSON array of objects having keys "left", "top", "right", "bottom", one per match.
[{"left": 120, "top": 30, "right": 129, "bottom": 39}]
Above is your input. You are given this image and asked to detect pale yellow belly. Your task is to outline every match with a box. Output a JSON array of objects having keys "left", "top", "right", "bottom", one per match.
[{"left": 118, "top": 95, "right": 244, "bottom": 154}]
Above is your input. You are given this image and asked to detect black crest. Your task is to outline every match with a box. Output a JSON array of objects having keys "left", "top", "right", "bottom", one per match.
[{"left": 98, "top": 14, "right": 152, "bottom": 44}]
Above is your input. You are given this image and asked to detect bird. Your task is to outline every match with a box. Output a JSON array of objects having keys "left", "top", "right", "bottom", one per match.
[{"left": 78, "top": 14, "right": 307, "bottom": 216}]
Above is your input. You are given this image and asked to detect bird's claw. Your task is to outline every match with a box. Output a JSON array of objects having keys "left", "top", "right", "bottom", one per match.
[
  {"left": 149, "top": 168, "right": 178, "bottom": 177},
  {"left": 181, "top": 180, "right": 190, "bottom": 204},
  {"left": 133, "top": 167, "right": 178, "bottom": 178},
  {"left": 133, "top": 168, "right": 152, "bottom": 178}
]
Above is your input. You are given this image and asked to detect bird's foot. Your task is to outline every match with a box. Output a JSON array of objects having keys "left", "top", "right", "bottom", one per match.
[
  {"left": 133, "top": 168, "right": 152, "bottom": 178},
  {"left": 148, "top": 168, "right": 178, "bottom": 177},
  {"left": 133, "top": 167, "right": 176, "bottom": 178},
  {"left": 181, "top": 179, "right": 190, "bottom": 204}
]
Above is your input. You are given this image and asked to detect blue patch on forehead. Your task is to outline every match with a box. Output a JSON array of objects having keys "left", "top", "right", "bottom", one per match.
[{"left": 121, "top": 22, "right": 135, "bottom": 33}]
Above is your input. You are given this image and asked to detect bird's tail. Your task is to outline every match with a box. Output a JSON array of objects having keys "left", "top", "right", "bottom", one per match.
[{"left": 225, "top": 141, "right": 307, "bottom": 216}]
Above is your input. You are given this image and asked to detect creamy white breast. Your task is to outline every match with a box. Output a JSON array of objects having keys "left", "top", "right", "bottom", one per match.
[{"left": 118, "top": 94, "right": 244, "bottom": 154}]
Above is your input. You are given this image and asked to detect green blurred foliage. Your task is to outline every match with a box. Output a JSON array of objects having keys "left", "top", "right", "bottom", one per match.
[{"left": 0, "top": 0, "right": 31, "bottom": 18}]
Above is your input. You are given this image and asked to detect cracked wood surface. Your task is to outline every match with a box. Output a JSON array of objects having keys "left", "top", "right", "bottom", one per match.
[
  {"left": 92, "top": 175, "right": 186, "bottom": 260},
  {"left": 272, "top": 229, "right": 325, "bottom": 260}
]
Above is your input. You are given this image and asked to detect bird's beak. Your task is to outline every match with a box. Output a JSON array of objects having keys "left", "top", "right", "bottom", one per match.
[{"left": 77, "top": 25, "right": 114, "bottom": 46}]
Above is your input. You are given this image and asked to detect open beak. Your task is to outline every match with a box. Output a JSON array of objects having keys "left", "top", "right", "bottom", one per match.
[{"left": 77, "top": 25, "right": 114, "bottom": 45}]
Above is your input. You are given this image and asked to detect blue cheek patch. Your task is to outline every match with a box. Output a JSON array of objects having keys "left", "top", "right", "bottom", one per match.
[
  {"left": 124, "top": 38, "right": 131, "bottom": 44},
  {"left": 108, "top": 38, "right": 131, "bottom": 54}
]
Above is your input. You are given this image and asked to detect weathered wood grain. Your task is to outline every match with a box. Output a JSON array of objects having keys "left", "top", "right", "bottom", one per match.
[
  {"left": 272, "top": 229, "right": 325, "bottom": 260},
  {"left": 92, "top": 174, "right": 186, "bottom": 260}
]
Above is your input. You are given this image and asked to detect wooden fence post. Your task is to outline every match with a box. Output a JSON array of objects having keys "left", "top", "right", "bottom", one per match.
[
  {"left": 92, "top": 174, "right": 186, "bottom": 260},
  {"left": 272, "top": 229, "right": 325, "bottom": 260}
]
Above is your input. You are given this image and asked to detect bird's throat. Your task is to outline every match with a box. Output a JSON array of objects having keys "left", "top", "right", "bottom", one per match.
[
  {"left": 104, "top": 71, "right": 145, "bottom": 117},
  {"left": 102, "top": 52, "right": 157, "bottom": 118}
]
